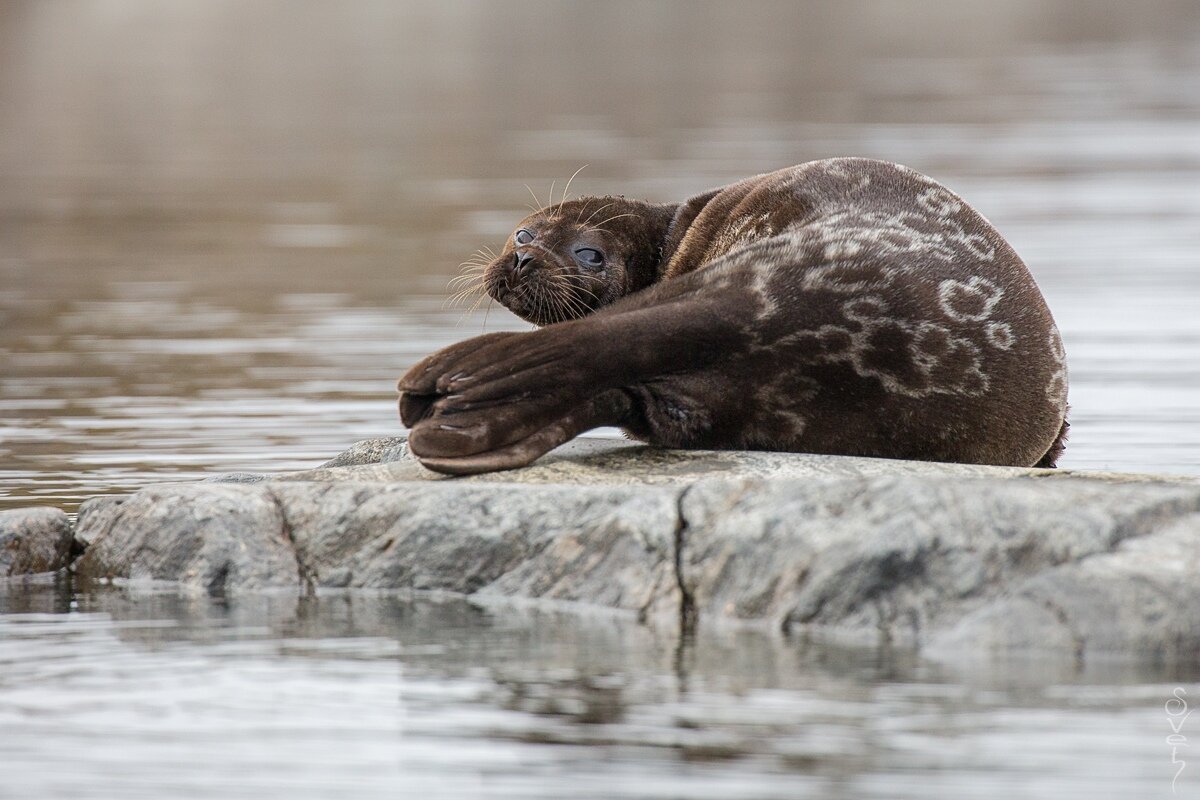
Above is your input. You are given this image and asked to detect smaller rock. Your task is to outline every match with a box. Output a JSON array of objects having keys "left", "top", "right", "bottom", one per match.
[
  {"left": 317, "top": 436, "right": 409, "bottom": 468},
  {"left": 204, "top": 472, "right": 267, "bottom": 484},
  {"left": 0, "top": 507, "right": 76, "bottom": 577},
  {"left": 73, "top": 485, "right": 302, "bottom": 595}
]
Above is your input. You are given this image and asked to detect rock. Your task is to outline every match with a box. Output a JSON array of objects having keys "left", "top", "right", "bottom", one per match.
[
  {"left": 926, "top": 512, "right": 1200, "bottom": 664},
  {"left": 274, "top": 481, "right": 679, "bottom": 617},
  {"left": 73, "top": 485, "right": 301, "bottom": 594},
  {"left": 677, "top": 475, "right": 1200, "bottom": 657},
  {"left": 265, "top": 436, "right": 1048, "bottom": 487},
  {"left": 51, "top": 436, "right": 1200, "bottom": 662},
  {"left": 316, "top": 436, "right": 409, "bottom": 468},
  {"left": 0, "top": 507, "right": 76, "bottom": 577},
  {"left": 73, "top": 475, "right": 680, "bottom": 617}
]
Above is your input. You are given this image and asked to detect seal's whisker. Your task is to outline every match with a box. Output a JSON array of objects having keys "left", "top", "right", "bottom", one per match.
[
  {"left": 523, "top": 184, "right": 545, "bottom": 215},
  {"left": 543, "top": 274, "right": 597, "bottom": 317},
  {"left": 444, "top": 286, "right": 477, "bottom": 304},
  {"left": 560, "top": 290, "right": 589, "bottom": 320},
  {"left": 481, "top": 296, "right": 495, "bottom": 330},
  {"left": 544, "top": 282, "right": 573, "bottom": 321},
  {"left": 544, "top": 271, "right": 602, "bottom": 303},
  {"left": 452, "top": 264, "right": 487, "bottom": 275},
  {"left": 568, "top": 272, "right": 607, "bottom": 284},
  {"left": 542, "top": 285, "right": 558, "bottom": 324},
  {"left": 444, "top": 284, "right": 486, "bottom": 308},
  {"left": 557, "top": 165, "right": 588, "bottom": 215},
  {"left": 446, "top": 282, "right": 484, "bottom": 297},
  {"left": 451, "top": 280, "right": 487, "bottom": 296},
  {"left": 577, "top": 202, "right": 616, "bottom": 229},
  {"left": 568, "top": 284, "right": 601, "bottom": 304},
  {"left": 567, "top": 284, "right": 594, "bottom": 318},
  {"left": 446, "top": 287, "right": 482, "bottom": 311},
  {"left": 586, "top": 212, "right": 642, "bottom": 231},
  {"left": 466, "top": 288, "right": 491, "bottom": 316},
  {"left": 448, "top": 275, "right": 486, "bottom": 290},
  {"left": 533, "top": 283, "right": 548, "bottom": 325}
]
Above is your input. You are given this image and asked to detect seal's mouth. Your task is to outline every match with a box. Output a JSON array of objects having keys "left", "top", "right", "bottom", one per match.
[{"left": 485, "top": 258, "right": 593, "bottom": 327}]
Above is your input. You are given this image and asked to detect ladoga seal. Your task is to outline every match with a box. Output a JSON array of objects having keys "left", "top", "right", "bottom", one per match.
[{"left": 399, "top": 158, "right": 1069, "bottom": 475}]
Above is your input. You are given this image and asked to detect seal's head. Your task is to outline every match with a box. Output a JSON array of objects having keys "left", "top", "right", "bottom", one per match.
[{"left": 483, "top": 197, "right": 677, "bottom": 326}]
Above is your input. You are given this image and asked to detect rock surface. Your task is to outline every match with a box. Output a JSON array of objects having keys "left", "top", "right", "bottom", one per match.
[
  {"left": 42, "top": 437, "right": 1200, "bottom": 662},
  {"left": 0, "top": 507, "right": 76, "bottom": 577},
  {"left": 74, "top": 484, "right": 301, "bottom": 593},
  {"left": 678, "top": 475, "right": 1200, "bottom": 660}
]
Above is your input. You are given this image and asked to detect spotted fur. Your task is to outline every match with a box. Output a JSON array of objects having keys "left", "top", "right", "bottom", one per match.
[{"left": 399, "top": 158, "right": 1069, "bottom": 475}]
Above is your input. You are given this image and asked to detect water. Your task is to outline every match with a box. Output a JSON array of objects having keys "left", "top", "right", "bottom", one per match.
[
  {"left": 2, "top": 3, "right": 1200, "bottom": 512},
  {"left": 1, "top": 581, "right": 1193, "bottom": 800},
  {"left": 2, "top": 2, "right": 1200, "bottom": 795}
]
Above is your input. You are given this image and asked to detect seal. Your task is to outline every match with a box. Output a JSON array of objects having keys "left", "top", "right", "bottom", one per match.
[{"left": 399, "top": 158, "right": 1069, "bottom": 475}]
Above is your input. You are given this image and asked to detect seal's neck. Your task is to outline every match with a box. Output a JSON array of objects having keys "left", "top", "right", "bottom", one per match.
[{"left": 622, "top": 201, "right": 680, "bottom": 292}]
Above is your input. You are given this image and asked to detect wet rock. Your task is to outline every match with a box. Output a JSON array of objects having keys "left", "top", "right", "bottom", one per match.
[
  {"left": 926, "top": 512, "right": 1200, "bottom": 663},
  {"left": 0, "top": 507, "right": 76, "bottom": 577},
  {"left": 678, "top": 475, "right": 1200, "bottom": 660},
  {"left": 57, "top": 436, "right": 1200, "bottom": 662},
  {"left": 274, "top": 481, "right": 678, "bottom": 616},
  {"left": 272, "top": 436, "right": 1044, "bottom": 487},
  {"left": 74, "top": 485, "right": 301, "bottom": 594},
  {"left": 316, "top": 436, "right": 409, "bottom": 468},
  {"left": 73, "top": 475, "right": 680, "bottom": 617}
]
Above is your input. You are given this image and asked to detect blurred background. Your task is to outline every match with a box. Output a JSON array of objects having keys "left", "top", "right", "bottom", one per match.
[
  {"left": 2, "top": 0, "right": 1199, "bottom": 510},
  {"left": 4, "top": 5, "right": 1200, "bottom": 798}
]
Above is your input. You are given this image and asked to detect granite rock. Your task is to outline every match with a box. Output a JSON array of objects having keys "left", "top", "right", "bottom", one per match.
[
  {"left": 0, "top": 507, "right": 76, "bottom": 577},
  {"left": 73, "top": 484, "right": 302, "bottom": 594},
  {"left": 51, "top": 437, "right": 1200, "bottom": 663},
  {"left": 676, "top": 474, "right": 1200, "bottom": 659}
]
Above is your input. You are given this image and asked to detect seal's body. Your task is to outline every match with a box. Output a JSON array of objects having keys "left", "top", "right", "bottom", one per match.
[{"left": 400, "top": 158, "right": 1069, "bottom": 475}]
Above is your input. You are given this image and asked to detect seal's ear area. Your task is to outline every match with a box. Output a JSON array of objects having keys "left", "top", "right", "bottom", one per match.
[{"left": 661, "top": 188, "right": 723, "bottom": 259}]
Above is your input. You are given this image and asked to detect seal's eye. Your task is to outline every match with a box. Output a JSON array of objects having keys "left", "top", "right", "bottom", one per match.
[
  {"left": 514, "top": 229, "right": 534, "bottom": 245},
  {"left": 574, "top": 248, "right": 604, "bottom": 267}
]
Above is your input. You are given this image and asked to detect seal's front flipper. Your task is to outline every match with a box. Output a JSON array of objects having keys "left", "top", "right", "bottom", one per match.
[
  {"left": 412, "top": 391, "right": 630, "bottom": 475},
  {"left": 398, "top": 390, "right": 438, "bottom": 426},
  {"left": 397, "top": 331, "right": 524, "bottom": 401},
  {"left": 399, "top": 289, "right": 747, "bottom": 472}
]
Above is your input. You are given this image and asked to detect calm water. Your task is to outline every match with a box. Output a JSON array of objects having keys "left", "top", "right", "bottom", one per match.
[
  {"left": 1, "top": 581, "right": 1195, "bottom": 800},
  {"left": 2, "top": 2, "right": 1200, "bottom": 796},
  {"left": 2, "top": 3, "right": 1200, "bottom": 512}
]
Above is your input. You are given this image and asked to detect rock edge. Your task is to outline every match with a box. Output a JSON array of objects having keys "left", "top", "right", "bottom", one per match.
[{"left": 5, "top": 437, "right": 1200, "bottom": 664}]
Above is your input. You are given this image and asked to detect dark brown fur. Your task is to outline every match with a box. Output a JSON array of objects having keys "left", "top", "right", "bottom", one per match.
[{"left": 399, "top": 158, "right": 1069, "bottom": 475}]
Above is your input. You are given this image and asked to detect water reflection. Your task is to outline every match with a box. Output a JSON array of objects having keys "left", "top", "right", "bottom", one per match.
[
  {"left": 1, "top": 2, "right": 1199, "bottom": 510},
  {"left": 0, "top": 582, "right": 1191, "bottom": 799}
]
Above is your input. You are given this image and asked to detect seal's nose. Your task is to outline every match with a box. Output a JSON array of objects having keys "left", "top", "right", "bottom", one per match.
[{"left": 513, "top": 250, "right": 534, "bottom": 278}]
